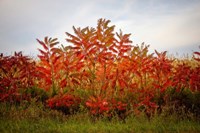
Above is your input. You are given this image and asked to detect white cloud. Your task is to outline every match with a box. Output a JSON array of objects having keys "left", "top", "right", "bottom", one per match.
[
  {"left": 111, "top": 0, "right": 200, "bottom": 54},
  {"left": 0, "top": 0, "right": 200, "bottom": 56},
  {"left": 140, "top": 3, "right": 200, "bottom": 51}
]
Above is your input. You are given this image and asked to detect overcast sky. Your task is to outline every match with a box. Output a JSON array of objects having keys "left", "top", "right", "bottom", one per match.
[{"left": 0, "top": 0, "right": 200, "bottom": 57}]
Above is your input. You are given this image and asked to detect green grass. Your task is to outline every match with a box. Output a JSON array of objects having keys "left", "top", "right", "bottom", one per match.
[{"left": 0, "top": 102, "right": 200, "bottom": 133}]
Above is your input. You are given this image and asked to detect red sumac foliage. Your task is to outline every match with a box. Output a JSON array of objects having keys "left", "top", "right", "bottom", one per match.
[
  {"left": 35, "top": 18, "right": 200, "bottom": 119},
  {"left": 47, "top": 93, "right": 81, "bottom": 114},
  {"left": 0, "top": 52, "right": 37, "bottom": 103},
  {"left": 36, "top": 37, "right": 64, "bottom": 95},
  {"left": 37, "top": 37, "right": 85, "bottom": 96},
  {"left": 85, "top": 95, "right": 128, "bottom": 118},
  {"left": 86, "top": 96, "right": 110, "bottom": 116}
]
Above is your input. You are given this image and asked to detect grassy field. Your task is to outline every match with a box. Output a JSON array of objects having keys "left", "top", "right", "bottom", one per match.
[{"left": 0, "top": 102, "right": 199, "bottom": 133}]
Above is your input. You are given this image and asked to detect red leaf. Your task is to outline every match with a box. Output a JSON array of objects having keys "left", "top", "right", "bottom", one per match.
[
  {"left": 60, "top": 79, "right": 67, "bottom": 88},
  {"left": 194, "top": 51, "right": 200, "bottom": 56},
  {"left": 101, "top": 82, "right": 109, "bottom": 90},
  {"left": 72, "top": 78, "right": 80, "bottom": 85},
  {"left": 37, "top": 39, "right": 48, "bottom": 51},
  {"left": 118, "top": 79, "right": 127, "bottom": 89}
]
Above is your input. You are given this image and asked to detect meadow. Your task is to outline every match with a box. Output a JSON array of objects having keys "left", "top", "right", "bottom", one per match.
[{"left": 0, "top": 18, "right": 200, "bottom": 132}]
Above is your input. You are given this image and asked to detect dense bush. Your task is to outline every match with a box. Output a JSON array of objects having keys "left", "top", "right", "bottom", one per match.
[
  {"left": 0, "top": 18, "right": 199, "bottom": 120},
  {"left": 0, "top": 52, "right": 37, "bottom": 103}
]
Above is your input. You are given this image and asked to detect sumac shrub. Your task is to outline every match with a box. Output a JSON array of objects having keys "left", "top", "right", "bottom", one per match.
[
  {"left": 0, "top": 52, "right": 37, "bottom": 103},
  {"left": 46, "top": 93, "right": 81, "bottom": 115},
  {"left": 1, "top": 18, "right": 197, "bottom": 120},
  {"left": 37, "top": 19, "right": 200, "bottom": 119},
  {"left": 85, "top": 95, "right": 128, "bottom": 120}
]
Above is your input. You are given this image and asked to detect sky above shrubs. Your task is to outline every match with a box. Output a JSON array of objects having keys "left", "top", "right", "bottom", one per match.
[{"left": 0, "top": 0, "right": 200, "bottom": 56}]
